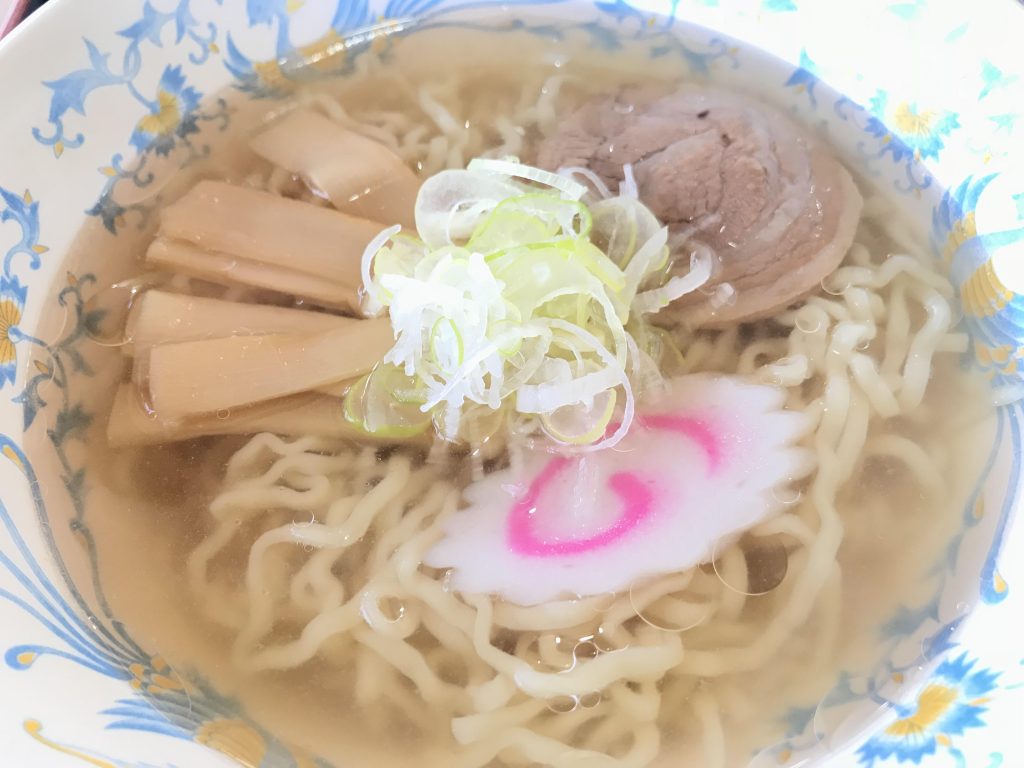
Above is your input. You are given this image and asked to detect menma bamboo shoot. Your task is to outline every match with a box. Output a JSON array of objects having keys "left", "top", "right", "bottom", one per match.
[
  {"left": 158, "top": 180, "right": 384, "bottom": 286},
  {"left": 145, "top": 238, "right": 358, "bottom": 310},
  {"left": 126, "top": 290, "right": 355, "bottom": 356},
  {"left": 250, "top": 108, "right": 420, "bottom": 229},
  {"left": 146, "top": 318, "right": 394, "bottom": 420},
  {"left": 106, "top": 385, "right": 375, "bottom": 447}
]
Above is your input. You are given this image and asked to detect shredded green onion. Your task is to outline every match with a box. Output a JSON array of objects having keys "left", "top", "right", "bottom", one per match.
[
  {"left": 468, "top": 157, "right": 588, "bottom": 200},
  {"left": 355, "top": 159, "right": 710, "bottom": 448}
]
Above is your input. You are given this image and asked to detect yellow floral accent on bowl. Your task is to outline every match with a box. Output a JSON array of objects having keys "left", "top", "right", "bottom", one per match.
[
  {"left": 963, "top": 261, "right": 1012, "bottom": 318},
  {"left": 24, "top": 720, "right": 116, "bottom": 768},
  {"left": 125, "top": 656, "right": 193, "bottom": 696},
  {"left": 893, "top": 102, "right": 936, "bottom": 137},
  {"left": 252, "top": 58, "right": 294, "bottom": 93},
  {"left": 196, "top": 718, "right": 267, "bottom": 768},
  {"left": 2, "top": 443, "right": 25, "bottom": 471},
  {"left": 136, "top": 90, "right": 181, "bottom": 137},
  {"left": 941, "top": 212, "right": 976, "bottom": 265},
  {"left": 885, "top": 684, "right": 957, "bottom": 736},
  {"left": 973, "top": 341, "right": 1019, "bottom": 375},
  {"left": 299, "top": 30, "right": 345, "bottom": 72},
  {"left": 0, "top": 296, "right": 22, "bottom": 366}
]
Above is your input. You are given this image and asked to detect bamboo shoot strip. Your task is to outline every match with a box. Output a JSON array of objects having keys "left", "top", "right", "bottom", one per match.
[
  {"left": 158, "top": 180, "right": 385, "bottom": 286},
  {"left": 145, "top": 238, "right": 358, "bottom": 310},
  {"left": 132, "top": 348, "right": 355, "bottom": 397},
  {"left": 250, "top": 108, "right": 420, "bottom": 229},
  {"left": 126, "top": 290, "right": 356, "bottom": 357},
  {"left": 107, "top": 385, "right": 381, "bottom": 447},
  {"left": 147, "top": 318, "right": 395, "bottom": 419}
]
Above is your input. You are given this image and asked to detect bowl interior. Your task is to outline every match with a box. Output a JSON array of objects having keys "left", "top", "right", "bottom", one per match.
[{"left": 1, "top": 2, "right": 1022, "bottom": 767}]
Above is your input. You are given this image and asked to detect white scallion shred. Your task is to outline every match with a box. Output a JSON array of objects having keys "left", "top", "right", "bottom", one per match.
[
  {"left": 620, "top": 163, "right": 638, "bottom": 199},
  {"left": 556, "top": 166, "right": 613, "bottom": 200},
  {"left": 633, "top": 246, "right": 713, "bottom": 315},
  {"left": 360, "top": 224, "right": 403, "bottom": 316},
  {"left": 356, "top": 158, "right": 708, "bottom": 448},
  {"left": 468, "top": 157, "right": 588, "bottom": 200}
]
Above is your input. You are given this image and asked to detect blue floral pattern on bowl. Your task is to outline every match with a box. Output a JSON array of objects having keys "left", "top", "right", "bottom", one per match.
[{"left": 856, "top": 654, "right": 999, "bottom": 767}]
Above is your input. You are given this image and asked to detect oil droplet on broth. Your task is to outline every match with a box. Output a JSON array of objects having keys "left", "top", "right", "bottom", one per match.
[
  {"left": 794, "top": 309, "right": 823, "bottom": 335},
  {"left": 820, "top": 275, "right": 850, "bottom": 296},
  {"left": 84, "top": 276, "right": 167, "bottom": 347},
  {"left": 573, "top": 640, "right": 600, "bottom": 661},
  {"left": 546, "top": 695, "right": 578, "bottom": 714},
  {"left": 771, "top": 486, "right": 803, "bottom": 506},
  {"left": 711, "top": 538, "right": 789, "bottom": 596},
  {"left": 378, "top": 595, "right": 406, "bottom": 622},
  {"left": 592, "top": 625, "right": 628, "bottom": 653}
]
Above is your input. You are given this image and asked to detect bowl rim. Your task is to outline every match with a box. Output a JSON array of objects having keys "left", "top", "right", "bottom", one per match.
[{"left": 0, "top": 1, "right": 1022, "bottom": 767}]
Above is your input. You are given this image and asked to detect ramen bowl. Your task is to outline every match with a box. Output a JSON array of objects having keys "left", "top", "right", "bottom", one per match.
[{"left": 1, "top": 1, "right": 1022, "bottom": 766}]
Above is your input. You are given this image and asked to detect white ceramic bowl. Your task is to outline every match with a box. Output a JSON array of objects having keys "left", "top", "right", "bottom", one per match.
[{"left": 1, "top": 1, "right": 1023, "bottom": 766}]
